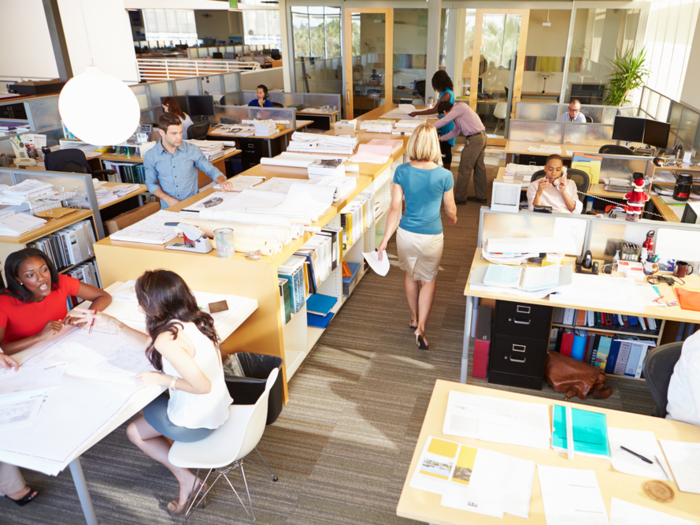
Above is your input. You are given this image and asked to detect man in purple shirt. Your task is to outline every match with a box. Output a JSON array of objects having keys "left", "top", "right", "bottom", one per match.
[{"left": 433, "top": 101, "right": 487, "bottom": 204}]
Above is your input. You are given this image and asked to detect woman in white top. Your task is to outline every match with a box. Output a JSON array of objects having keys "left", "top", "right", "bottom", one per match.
[
  {"left": 526, "top": 155, "right": 583, "bottom": 214},
  {"left": 72, "top": 270, "right": 232, "bottom": 516},
  {"left": 162, "top": 97, "right": 194, "bottom": 139}
]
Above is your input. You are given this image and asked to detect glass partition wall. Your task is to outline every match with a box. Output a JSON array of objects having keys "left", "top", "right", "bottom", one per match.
[{"left": 291, "top": 7, "right": 342, "bottom": 95}]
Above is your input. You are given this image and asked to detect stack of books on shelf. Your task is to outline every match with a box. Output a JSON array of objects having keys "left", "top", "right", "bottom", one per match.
[
  {"left": 186, "top": 140, "right": 226, "bottom": 161},
  {"left": 359, "top": 120, "right": 394, "bottom": 134},
  {"left": 340, "top": 193, "right": 373, "bottom": 250},
  {"left": 277, "top": 255, "right": 307, "bottom": 320},
  {"left": 252, "top": 120, "right": 277, "bottom": 136},
  {"left": 294, "top": 233, "right": 336, "bottom": 296},
  {"left": 553, "top": 307, "right": 659, "bottom": 332},
  {"left": 102, "top": 161, "right": 146, "bottom": 184},
  {"left": 27, "top": 219, "right": 95, "bottom": 271},
  {"left": 307, "top": 159, "right": 345, "bottom": 178},
  {"left": 65, "top": 261, "right": 102, "bottom": 308}
]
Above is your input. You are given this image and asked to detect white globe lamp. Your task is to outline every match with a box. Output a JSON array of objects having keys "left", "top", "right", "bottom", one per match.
[{"left": 59, "top": 66, "right": 140, "bottom": 146}]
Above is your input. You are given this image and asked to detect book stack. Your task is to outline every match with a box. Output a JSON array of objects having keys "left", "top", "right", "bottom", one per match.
[
  {"left": 278, "top": 278, "right": 293, "bottom": 324},
  {"left": 307, "top": 159, "right": 345, "bottom": 178},
  {"left": 0, "top": 179, "right": 55, "bottom": 205},
  {"left": 553, "top": 307, "right": 659, "bottom": 332},
  {"left": 253, "top": 120, "right": 277, "bottom": 137},
  {"left": 27, "top": 219, "right": 95, "bottom": 271},
  {"left": 65, "top": 261, "right": 102, "bottom": 309},
  {"left": 277, "top": 255, "right": 306, "bottom": 316},
  {"left": 339, "top": 195, "right": 370, "bottom": 250},
  {"left": 102, "top": 161, "right": 146, "bottom": 184},
  {"left": 0, "top": 212, "right": 47, "bottom": 236},
  {"left": 306, "top": 294, "right": 337, "bottom": 329},
  {"left": 359, "top": 120, "right": 394, "bottom": 133},
  {"left": 295, "top": 232, "right": 335, "bottom": 295},
  {"left": 186, "top": 140, "right": 225, "bottom": 161}
]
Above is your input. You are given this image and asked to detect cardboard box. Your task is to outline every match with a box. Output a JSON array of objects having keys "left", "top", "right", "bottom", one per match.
[{"left": 105, "top": 201, "right": 160, "bottom": 235}]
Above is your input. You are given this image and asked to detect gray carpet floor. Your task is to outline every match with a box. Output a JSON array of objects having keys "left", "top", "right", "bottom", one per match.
[{"left": 1, "top": 146, "right": 655, "bottom": 524}]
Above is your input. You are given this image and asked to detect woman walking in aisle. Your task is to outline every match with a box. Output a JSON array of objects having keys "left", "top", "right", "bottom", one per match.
[{"left": 377, "top": 124, "right": 458, "bottom": 350}]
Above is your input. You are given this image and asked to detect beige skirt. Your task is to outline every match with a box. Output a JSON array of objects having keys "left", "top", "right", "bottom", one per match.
[{"left": 397, "top": 227, "right": 444, "bottom": 282}]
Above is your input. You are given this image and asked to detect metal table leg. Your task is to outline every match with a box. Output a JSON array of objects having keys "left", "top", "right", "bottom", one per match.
[
  {"left": 461, "top": 296, "right": 475, "bottom": 383},
  {"left": 69, "top": 458, "right": 99, "bottom": 525}
]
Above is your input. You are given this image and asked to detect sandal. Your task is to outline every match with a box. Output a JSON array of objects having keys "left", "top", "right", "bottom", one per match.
[
  {"left": 409, "top": 320, "right": 418, "bottom": 331},
  {"left": 5, "top": 488, "right": 39, "bottom": 507},
  {"left": 415, "top": 332, "right": 429, "bottom": 350},
  {"left": 167, "top": 480, "right": 208, "bottom": 516}
]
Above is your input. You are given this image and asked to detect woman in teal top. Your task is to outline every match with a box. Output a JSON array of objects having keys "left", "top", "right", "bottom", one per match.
[
  {"left": 377, "top": 123, "right": 458, "bottom": 350},
  {"left": 410, "top": 71, "right": 456, "bottom": 170}
]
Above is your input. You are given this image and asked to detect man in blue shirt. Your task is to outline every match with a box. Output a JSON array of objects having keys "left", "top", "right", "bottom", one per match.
[
  {"left": 144, "top": 112, "right": 233, "bottom": 208},
  {"left": 556, "top": 99, "right": 586, "bottom": 123}
]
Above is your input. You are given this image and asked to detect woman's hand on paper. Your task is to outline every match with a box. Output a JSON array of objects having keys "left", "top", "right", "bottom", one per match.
[
  {"left": 376, "top": 240, "right": 388, "bottom": 261},
  {"left": 136, "top": 372, "right": 167, "bottom": 388},
  {"left": 0, "top": 353, "right": 18, "bottom": 371},
  {"left": 68, "top": 308, "right": 112, "bottom": 329},
  {"left": 39, "top": 321, "right": 63, "bottom": 341},
  {"left": 408, "top": 112, "right": 417, "bottom": 118}
]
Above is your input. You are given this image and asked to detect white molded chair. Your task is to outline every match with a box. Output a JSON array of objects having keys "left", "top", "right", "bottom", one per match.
[
  {"left": 168, "top": 368, "right": 279, "bottom": 522},
  {"left": 493, "top": 102, "right": 508, "bottom": 135}
]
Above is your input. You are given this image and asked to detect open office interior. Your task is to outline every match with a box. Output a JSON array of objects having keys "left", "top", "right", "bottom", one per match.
[{"left": 2, "top": 0, "right": 700, "bottom": 524}]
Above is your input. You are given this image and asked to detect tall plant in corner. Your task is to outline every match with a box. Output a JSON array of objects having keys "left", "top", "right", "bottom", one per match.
[{"left": 604, "top": 47, "right": 649, "bottom": 106}]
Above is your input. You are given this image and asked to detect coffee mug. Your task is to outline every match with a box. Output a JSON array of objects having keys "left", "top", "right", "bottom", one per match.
[{"left": 674, "top": 260, "right": 694, "bottom": 278}]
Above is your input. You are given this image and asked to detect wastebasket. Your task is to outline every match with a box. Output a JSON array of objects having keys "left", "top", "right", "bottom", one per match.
[{"left": 225, "top": 352, "right": 284, "bottom": 425}]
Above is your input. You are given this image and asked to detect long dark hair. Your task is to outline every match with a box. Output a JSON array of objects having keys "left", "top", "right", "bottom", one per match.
[
  {"left": 135, "top": 270, "right": 220, "bottom": 371},
  {"left": 432, "top": 70, "right": 454, "bottom": 93},
  {"left": 2, "top": 248, "right": 59, "bottom": 303},
  {"left": 162, "top": 97, "right": 186, "bottom": 119}
]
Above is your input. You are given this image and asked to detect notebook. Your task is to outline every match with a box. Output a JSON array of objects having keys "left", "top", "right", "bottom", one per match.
[{"left": 552, "top": 405, "right": 610, "bottom": 459}]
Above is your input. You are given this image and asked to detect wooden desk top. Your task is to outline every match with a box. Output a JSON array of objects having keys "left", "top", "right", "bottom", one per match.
[
  {"left": 98, "top": 183, "right": 148, "bottom": 210},
  {"left": 506, "top": 141, "right": 601, "bottom": 158},
  {"left": 464, "top": 248, "right": 700, "bottom": 323},
  {"left": 209, "top": 126, "right": 297, "bottom": 140},
  {"left": 99, "top": 147, "right": 242, "bottom": 164},
  {"left": 0, "top": 209, "right": 93, "bottom": 244},
  {"left": 297, "top": 110, "right": 341, "bottom": 117},
  {"left": 396, "top": 380, "right": 700, "bottom": 525},
  {"left": 650, "top": 194, "right": 682, "bottom": 223}
]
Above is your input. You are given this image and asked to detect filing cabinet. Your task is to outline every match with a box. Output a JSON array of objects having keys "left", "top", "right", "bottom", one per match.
[{"left": 488, "top": 301, "right": 552, "bottom": 390}]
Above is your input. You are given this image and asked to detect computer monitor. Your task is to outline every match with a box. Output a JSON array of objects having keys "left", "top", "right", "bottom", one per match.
[
  {"left": 271, "top": 49, "right": 281, "bottom": 60},
  {"left": 612, "top": 116, "right": 646, "bottom": 143},
  {"left": 187, "top": 95, "right": 215, "bottom": 118},
  {"left": 643, "top": 119, "right": 671, "bottom": 149},
  {"left": 161, "top": 96, "right": 188, "bottom": 114}
]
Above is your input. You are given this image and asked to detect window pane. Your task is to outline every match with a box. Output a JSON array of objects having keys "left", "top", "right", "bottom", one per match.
[
  {"left": 523, "top": 10, "right": 572, "bottom": 96},
  {"left": 143, "top": 9, "right": 197, "bottom": 42},
  {"left": 293, "top": 12, "right": 310, "bottom": 57},
  {"left": 310, "top": 11, "right": 325, "bottom": 57},
  {"left": 326, "top": 13, "right": 341, "bottom": 58},
  {"left": 393, "top": 9, "right": 429, "bottom": 102},
  {"left": 243, "top": 10, "right": 281, "bottom": 48}
]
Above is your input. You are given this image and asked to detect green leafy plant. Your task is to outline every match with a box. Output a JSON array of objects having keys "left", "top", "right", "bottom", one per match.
[{"left": 604, "top": 48, "right": 649, "bottom": 106}]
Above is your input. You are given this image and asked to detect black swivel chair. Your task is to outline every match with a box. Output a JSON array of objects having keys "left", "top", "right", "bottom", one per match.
[
  {"left": 642, "top": 342, "right": 683, "bottom": 418},
  {"left": 599, "top": 144, "right": 634, "bottom": 155},
  {"left": 271, "top": 102, "right": 284, "bottom": 108},
  {"left": 415, "top": 80, "right": 426, "bottom": 101},
  {"left": 585, "top": 115, "right": 593, "bottom": 123},
  {"left": 44, "top": 148, "right": 115, "bottom": 179},
  {"left": 531, "top": 168, "right": 590, "bottom": 204},
  {"left": 187, "top": 121, "right": 210, "bottom": 140}
]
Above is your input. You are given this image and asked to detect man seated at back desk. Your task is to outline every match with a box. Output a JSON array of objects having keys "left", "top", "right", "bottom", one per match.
[
  {"left": 556, "top": 99, "right": 586, "bottom": 123},
  {"left": 144, "top": 113, "right": 234, "bottom": 209}
]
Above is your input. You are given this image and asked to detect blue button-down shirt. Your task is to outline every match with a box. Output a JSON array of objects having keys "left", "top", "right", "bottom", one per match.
[{"left": 144, "top": 140, "right": 224, "bottom": 208}]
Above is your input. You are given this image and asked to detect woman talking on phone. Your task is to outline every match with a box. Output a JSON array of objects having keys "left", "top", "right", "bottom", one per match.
[{"left": 526, "top": 154, "right": 582, "bottom": 214}]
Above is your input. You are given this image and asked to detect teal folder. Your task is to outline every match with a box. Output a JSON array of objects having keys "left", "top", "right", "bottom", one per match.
[{"left": 552, "top": 405, "right": 610, "bottom": 458}]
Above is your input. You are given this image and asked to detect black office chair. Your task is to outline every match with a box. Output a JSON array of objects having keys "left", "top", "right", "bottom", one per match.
[
  {"left": 598, "top": 144, "right": 634, "bottom": 155},
  {"left": 212, "top": 52, "right": 223, "bottom": 59},
  {"left": 585, "top": 115, "right": 593, "bottom": 123},
  {"left": 187, "top": 121, "right": 210, "bottom": 140},
  {"left": 642, "top": 342, "right": 683, "bottom": 418},
  {"left": 44, "top": 148, "right": 115, "bottom": 179},
  {"left": 531, "top": 168, "right": 590, "bottom": 204},
  {"left": 415, "top": 80, "right": 426, "bottom": 100},
  {"left": 271, "top": 102, "right": 284, "bottom": 108}
]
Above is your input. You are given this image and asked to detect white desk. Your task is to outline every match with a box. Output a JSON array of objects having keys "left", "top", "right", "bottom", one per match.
[{"left": 0, "top": 282, "right": 257, "bottom": 524}]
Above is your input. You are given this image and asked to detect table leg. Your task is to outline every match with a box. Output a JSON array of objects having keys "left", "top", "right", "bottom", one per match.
[
  {"left": 461, "top": 296, "right": 474, "bottom": 384},
  {"left": 69, "top": 458, "right": 99, "bottom": 525}
]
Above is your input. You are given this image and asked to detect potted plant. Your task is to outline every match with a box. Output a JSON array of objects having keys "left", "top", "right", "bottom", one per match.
[{"left": 604, "top": 47, "right": 649, "bottom": 106}]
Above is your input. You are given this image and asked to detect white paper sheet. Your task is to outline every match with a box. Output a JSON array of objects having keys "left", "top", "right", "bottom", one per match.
[
  {"left": 660, "top": 440, "right": 700, "bottom": 494},
  {"left": 363, "top": 250, "right": 390, "bottom": 276},
  {"left": 109, "top": 210, "right": 182, "bottom": 244},
  {"left": 487, "top": 236, "right": 577, "bottom": 255},
  {"left": 553, "top": 217, "right": 588, "bottom": 255},
  {"left": 0, "top": 364, "right": 66, "bottom": 396},
  {"left": 609, "top": 498, "right": 696, "bottom": 525},
  {"left": 552, "top": 274, "right": 645, "bottom": 312},
  {"left": 442, "top": 390, "right": 552, "bottom": 449},
  {"left": 537, "top": 465, "right": 609, "bottom": 525},
  {"left": 0, "top": 391, "right": 48, "bottom": 430},
  {"left": 349, "top": 151, "right": 390, "bottom": 164},
  {"left": 608, "top": 428, "right": 671, "bottom": 480}
]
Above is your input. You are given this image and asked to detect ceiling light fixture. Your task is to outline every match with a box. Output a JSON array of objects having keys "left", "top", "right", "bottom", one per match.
[
  {"left": 542, "top": 10, "right": 552, "bottom": 27},
  {"left": 58, "top": 0, "right": 139, "bottom": 146}
]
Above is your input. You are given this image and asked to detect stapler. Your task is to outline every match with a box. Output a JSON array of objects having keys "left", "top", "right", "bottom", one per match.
[{"left": 164, "top": 223, "right": 212, "bottom": 254}]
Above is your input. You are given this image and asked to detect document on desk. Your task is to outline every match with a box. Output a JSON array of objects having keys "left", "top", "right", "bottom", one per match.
[
  {"left": 537, "top": 465, "right": 609, "bottom": 525},
  {"left": 486, "top": 236, "right": 577, "bottom": 256},
  {"left": 552, "top": 274, "right": 646, "bottom": 312},
  {"left": 608, "top": 428, "right": 671, "bottom": 480},
  {"left": 442, "top": 391, "right": 551, "bottom": 449},
  {"left": 181, "top": 191, "right": 244, "bottom": 214},
  {"left": 660, "top": 440, "right": 700, "bottom": 494},
  {"left": 609, "top": 498, "right": 695, "bottom": 525},
  {"left": 0, "top": 391, "right": 48, "bottom": 431},
  {"left": 109, "top": 210, "right": 182, "bottom": 244},
  {"left": 0, "top": 363, "right": 66, "bottom": 396}
]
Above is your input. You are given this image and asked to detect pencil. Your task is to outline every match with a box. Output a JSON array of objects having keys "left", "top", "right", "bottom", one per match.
[{"left": 89, "top": 309, "right": 97, "bottom": 334}]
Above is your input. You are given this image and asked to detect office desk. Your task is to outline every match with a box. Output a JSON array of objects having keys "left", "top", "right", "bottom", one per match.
[
  {"left": 460, "top": 248, "right": 700, "bottom": 384},
  {"left": 396, "top": 380, "right": 700, "bottom": 525},
  {"left": 98, "top": 182, "right": 147, "bottom": 210},
  {"left": 4, "top": 282, "right": 257, "bottom": 525},
  {"left": 505, "top": 141, "right": 601, "bottom": 163}
]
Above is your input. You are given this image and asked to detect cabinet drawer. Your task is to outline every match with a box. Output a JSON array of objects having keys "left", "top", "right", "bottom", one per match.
[
  {"left": 488, "top": 335, "right": 547, "bottom": 378},
  {"left": 488, "top": 371, "right": 543, "bottom": 390},
  {"left": 494, "top": 301, "right": 552, "bottom": 340}
]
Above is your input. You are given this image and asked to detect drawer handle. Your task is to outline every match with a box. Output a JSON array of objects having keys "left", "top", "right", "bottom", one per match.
[
  {"left": 516, "top": 305, "right": 531, "bottom": 314},
  {"left": 510, "top": 356, "right": 527, "bottom": 363},
  {"left": 513, "top": 319, "right": 531, "bottom": 325},
  {"left": 512, "top": 344, "right": 526, "bottom": 352}
]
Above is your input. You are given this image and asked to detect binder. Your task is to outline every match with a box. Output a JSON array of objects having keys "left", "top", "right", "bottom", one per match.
[
  {"left": 560, "top": 329, "right": 575, "bottom": 357},
  {"left": 472, "top": 305, "right": 492, "bottom": 379},
  {"left": 307, "top": 311, "right": 335, "bottom": 329},
  {"left": 306, "top": 294, "right": 338, "bottom": 317},
  {"left": 571, "top": 330, "right": 587, "bottom": 361}
]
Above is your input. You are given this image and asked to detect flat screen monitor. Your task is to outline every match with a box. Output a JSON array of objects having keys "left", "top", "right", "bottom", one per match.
[
  {"left": 612, "top": 116, "right": 646, "bottom": 143},
  {"left": 187, "top": 95, "right": 215, "bottom": 117},
  {"left": 161, "top": 96, "right": 188, "bottom": 114},
  {"left": 643, "top": 119, "right": 671, "bottom": 149}
]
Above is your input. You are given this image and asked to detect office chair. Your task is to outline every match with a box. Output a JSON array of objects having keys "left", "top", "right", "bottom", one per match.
[
  {"left": 44, "top": 148, "right": 115, "bottom": 179},
  {"left": 531, "top": 168, "right": 590, "bottom": 204},
  {"left": 212, "top": 52, "right": 223, "bottom": 59},
  {"left": 493, "top": 102, "right": 508, "bottom": 135},
  {"left": 271, "top": 102, "right": 284, "bottom": 108},
  {"left": 415, "top": 80, "right": 426, "bottom": 101},
  {"left": 585, "top": 115, "right": 593, "bottom": 123},
  {"left": 188, "top": 121, "right": 210, "bottom": 140},
  {"left": 642, "top": 342, "right": 683, "bottom": 418},
  {"left": 598, "top": 144, "right": 634, "bottom": 155},
  {"left": 169, "top": 368, "right": 279, "bottom": 521}
]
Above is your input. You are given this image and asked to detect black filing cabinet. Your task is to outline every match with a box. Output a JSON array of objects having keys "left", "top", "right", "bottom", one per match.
[
  {"left": 239, "top": 137, "right": 282, "bottom": 171},
  {"left": 488, "top": 301, "right": 552, "bottom": 390}
]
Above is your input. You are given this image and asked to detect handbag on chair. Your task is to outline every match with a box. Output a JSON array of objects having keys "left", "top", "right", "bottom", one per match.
[{"left": 544, "top": 351, "right": 612, "bottom": 400}]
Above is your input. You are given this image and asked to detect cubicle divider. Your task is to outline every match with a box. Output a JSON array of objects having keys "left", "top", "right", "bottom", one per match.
[
  {"left": 214, "top": 105, "right": 297, "bottom": 129},
  {"left": 509, "top": 120, "right": 614, "bottom": 145},
  {"left": 241, "top": 91, "right": 341, "bottom": 112},
  {"left": 515, "top": 102, "right": 636, "bottom": 124}
]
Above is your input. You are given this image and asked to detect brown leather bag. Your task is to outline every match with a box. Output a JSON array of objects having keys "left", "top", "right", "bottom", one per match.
[{"left": 544, "top": 351, "right": 612, "bottom": 401}]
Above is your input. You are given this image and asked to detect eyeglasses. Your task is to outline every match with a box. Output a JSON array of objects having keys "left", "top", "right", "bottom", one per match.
[{"left": 646, "top": 274, "right": 684, "bottom": 286}]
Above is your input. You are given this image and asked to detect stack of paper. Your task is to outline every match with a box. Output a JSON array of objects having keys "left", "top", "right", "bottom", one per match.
[
  {"left": 0, "top": 212, "right": 47, "bottom": 236},
  {"left": 503, "top": 163, "right": 542, "bottom": 187},
  {"left": 109, "top": 210, "right": 182, "bottom": 244},
  {"left": 362, "top": 139, "right": 402, "bottom": 156},
  {"left": 552, "top": 273, "right": 646, "bottom": 312},
  {"left": 481, "top": 239, "right": 539, "bottom": 265},
  {"left": 254, "top": 176, "right": 356, "bottom": 203},
  {"left": 660, "top": 440, "right": 700, "bottom": 494},
  {"left": 394, "top": 119, "right": 421, "bottom": 133},
  {"left": 261, "top": 152, "right": 355, "bottom": 171},
  {"left": 212, "top": 175, "right": 265, "bottom": 191},
  {"left": 287, "top": 132, "right": 358, "bottom": 155},
  {"left": 0, "top": 179, "right": 55, "bottom": 205},
  {"left": 359, "top": 120, "right": 394, "bottom": 133},
  {"left": 252, "top": 120, "right": 276, "bottom": 136},
  {"left": 186, "top": 140, "right": 225, "bottom": 161},
  {"left": 308, "top": 159, "right": 345, "bottom": 177},
  {"left": 527, "top": 144, "right": 562, "bottom": 154}
]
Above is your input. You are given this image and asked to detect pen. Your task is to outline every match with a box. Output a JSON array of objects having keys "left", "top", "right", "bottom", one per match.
[
  {"left": 655, "top": 455, "right": 670, "bottom": 480},
  {"left": 621, "top": 446, "right": 653, "bottom": 464},
  {"left": 88, "top": 309, "right": 97, "bottom": 334}
]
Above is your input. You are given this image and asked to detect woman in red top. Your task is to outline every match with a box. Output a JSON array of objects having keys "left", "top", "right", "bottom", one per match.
[{"left": 0, "top": 248, "right": 112, "bottom": 354}]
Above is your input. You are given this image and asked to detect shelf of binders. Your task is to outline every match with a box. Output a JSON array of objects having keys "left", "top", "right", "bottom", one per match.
[{"left": 551, "top": 322, "right": 662, "bottom": 339}]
